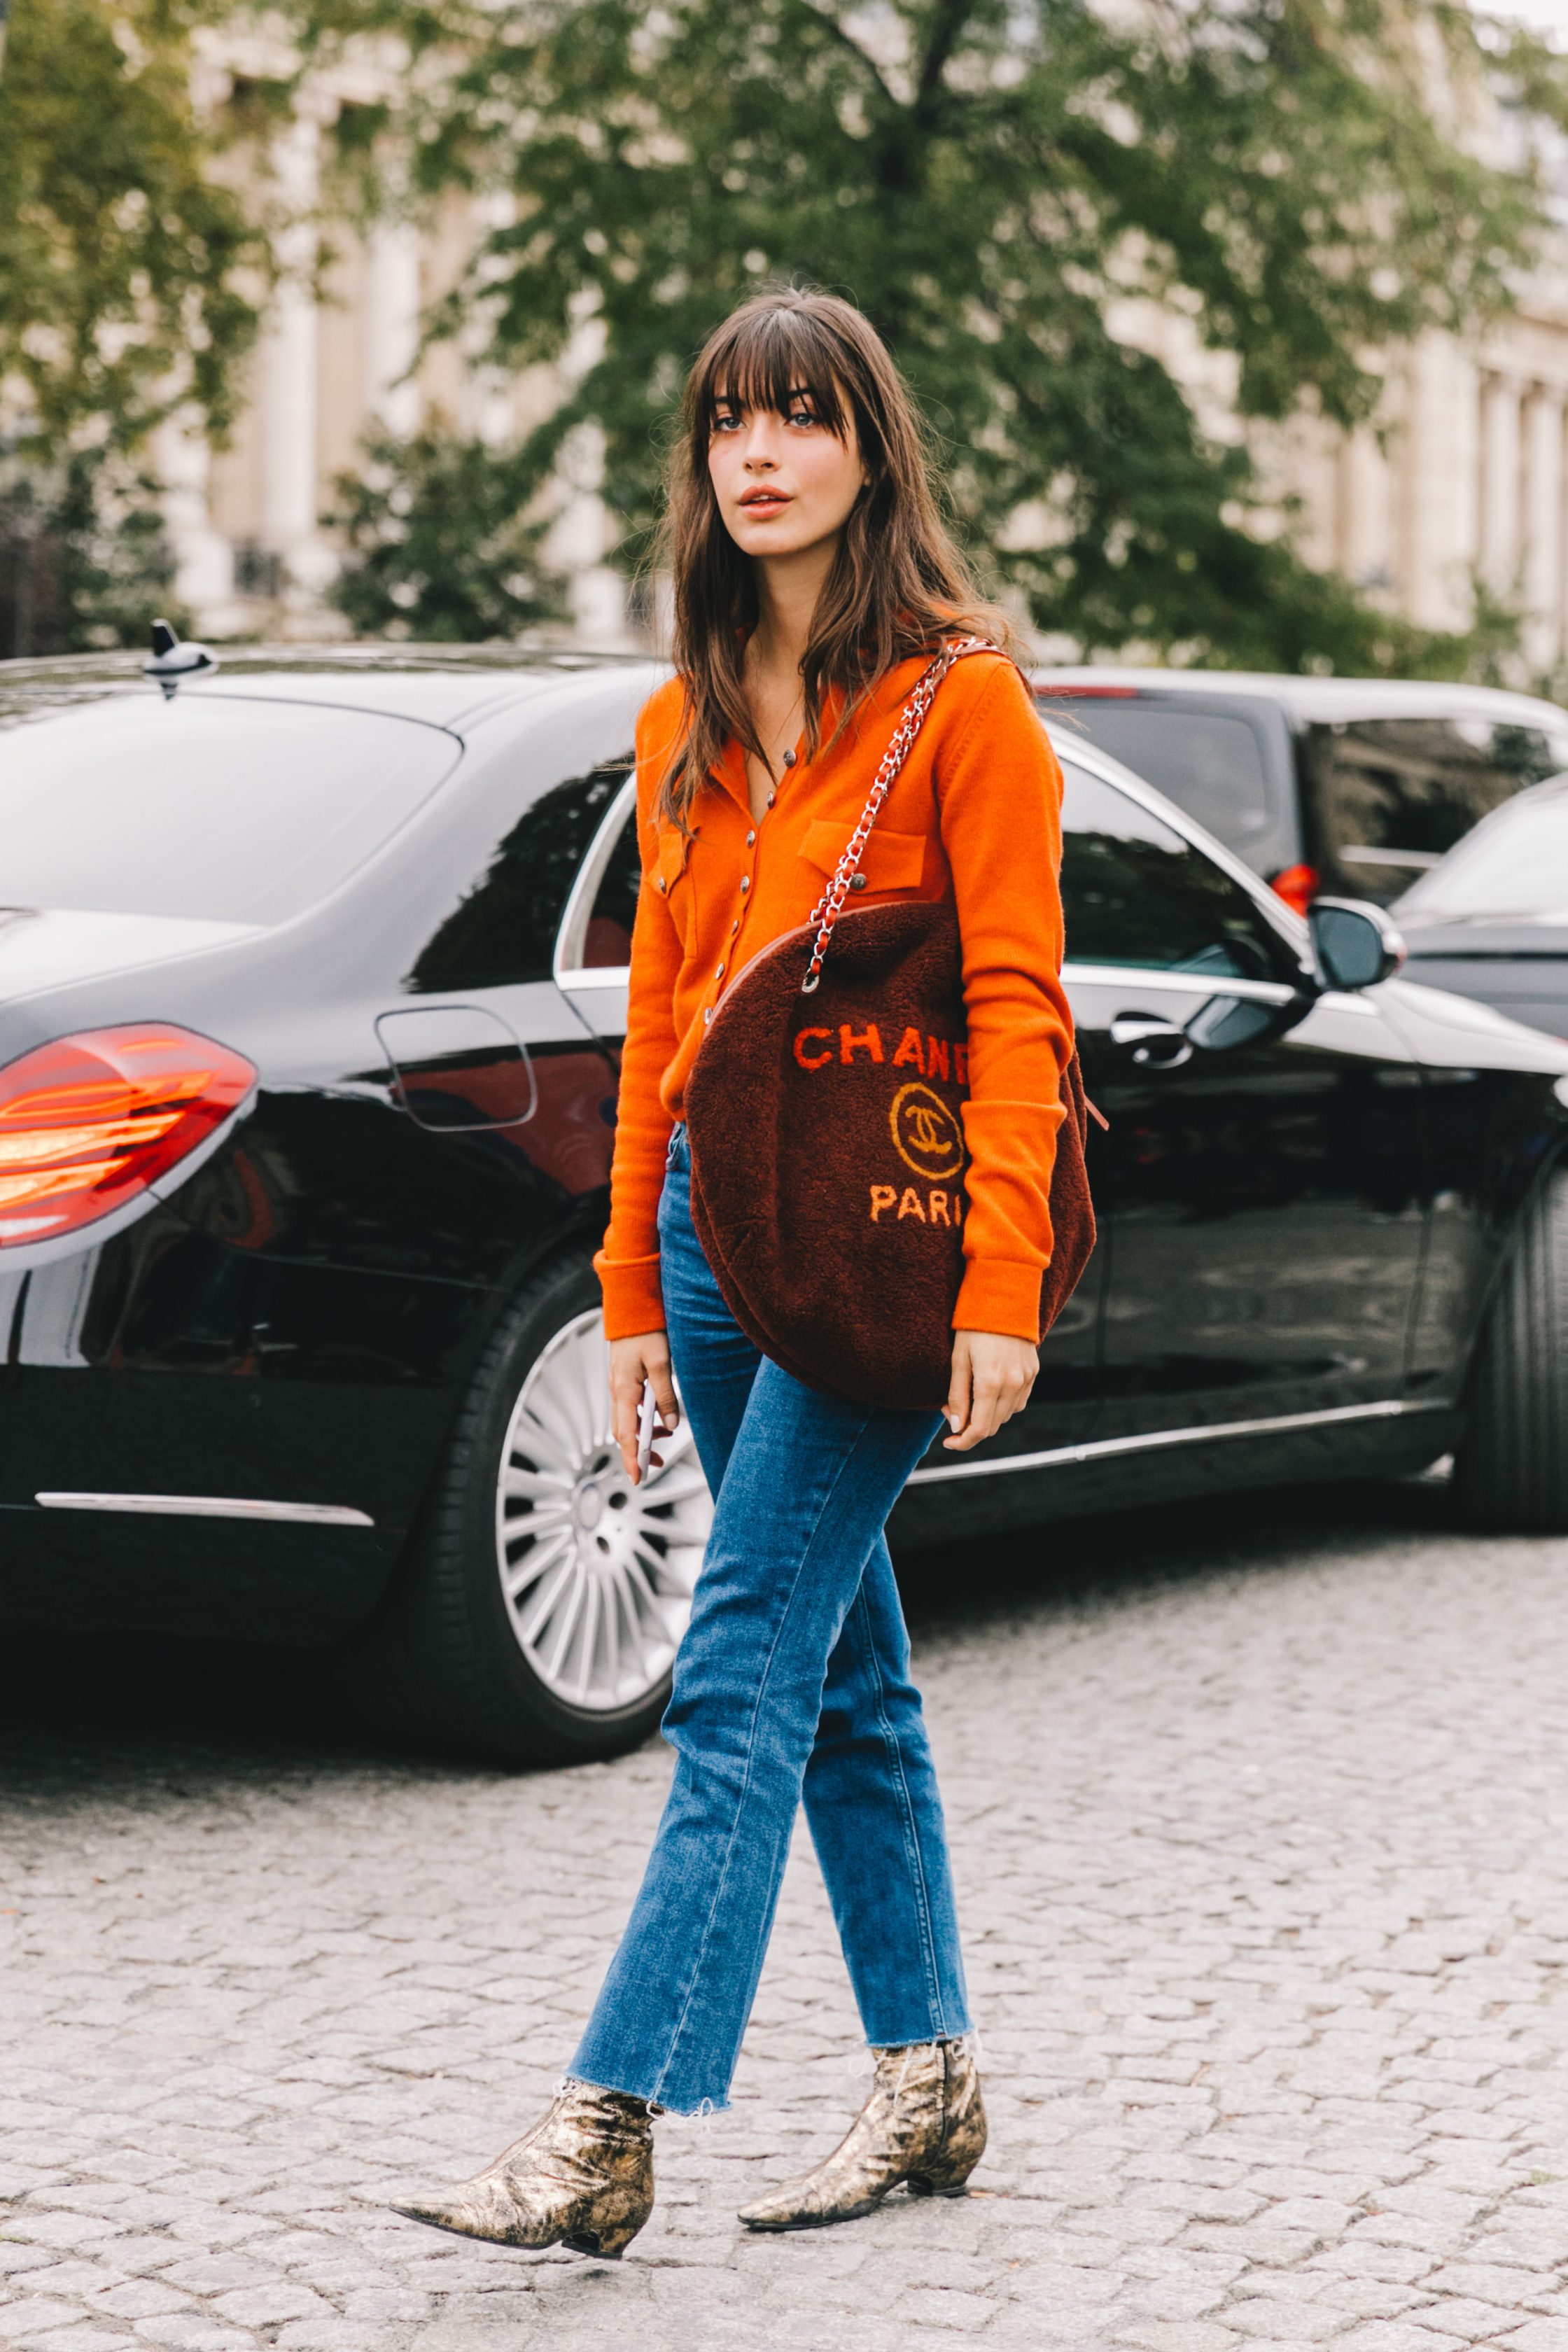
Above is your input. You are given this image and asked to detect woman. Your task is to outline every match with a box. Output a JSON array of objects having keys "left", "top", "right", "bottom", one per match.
[{"left": 396, "top": 288, "right": 1072, "bottom": 2258}]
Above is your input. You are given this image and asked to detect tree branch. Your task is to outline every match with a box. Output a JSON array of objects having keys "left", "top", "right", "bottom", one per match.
[
  {"left": 913, "top": 0, "right": 972, "bottom": 127},
  {"left": 789, "top": 0, "right": 897, "bottom": 107}
]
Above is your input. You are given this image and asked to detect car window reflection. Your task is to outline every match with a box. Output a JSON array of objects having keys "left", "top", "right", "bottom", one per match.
[
  {"left": 407, "top": 758, "right": 632, "bottom": 994},
  {"left": 1060, "top": 765, "right": 1287, "bottom": 983},
  {"left": 580, "top": 810, "right": 640, "bottom": 968}
]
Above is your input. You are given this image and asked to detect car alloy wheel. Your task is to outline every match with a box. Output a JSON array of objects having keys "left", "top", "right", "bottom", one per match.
[{"left": 495, "top": 1308, "right": 711, "bottom": 1712}]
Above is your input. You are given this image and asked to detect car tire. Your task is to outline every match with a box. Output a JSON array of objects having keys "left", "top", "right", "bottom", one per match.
[
  {"left": 1454, "top": 1163, "right": 1568, "bottom": 1534},
  {"left": 339, "top": 1247, "right": 711, "bottom": 1769}
]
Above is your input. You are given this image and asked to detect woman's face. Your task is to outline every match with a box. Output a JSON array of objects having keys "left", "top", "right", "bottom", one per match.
[{"left": 707, "top": 384, "right": 869, "bottom": 564}]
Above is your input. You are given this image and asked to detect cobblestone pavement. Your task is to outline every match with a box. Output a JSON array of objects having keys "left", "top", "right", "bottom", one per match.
[{"left": 7, "top": 1478, "right": 1568, "bottom": 2351}]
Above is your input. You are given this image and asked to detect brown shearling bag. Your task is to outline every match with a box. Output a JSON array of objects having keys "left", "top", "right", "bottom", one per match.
[{"left": 684, "top": 642, "right": 1097, "bottom": 1413}]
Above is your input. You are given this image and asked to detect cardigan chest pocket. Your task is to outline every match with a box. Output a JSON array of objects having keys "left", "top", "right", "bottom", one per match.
[
  {"left": 799, "top": 820, "right": 926, "bottom": 895},
  {"left": 652, "top": 825, "right": 696, "bottom": 941}
]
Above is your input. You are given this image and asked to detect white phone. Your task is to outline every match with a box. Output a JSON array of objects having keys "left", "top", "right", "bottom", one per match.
[{"left": 636, "top": 1382, "right": 659, "bottom": 1478}]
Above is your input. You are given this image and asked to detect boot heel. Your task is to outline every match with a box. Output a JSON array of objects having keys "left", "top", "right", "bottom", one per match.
[
  {"left": 563, "top": 2223, "right": 636, "bottom": 2259},
  {"left": 906, "top": 2146, "right": 982, "bottom": 2199},
  {"left": 562, "top": 2190, "right": 651, "bottom": 2260}
]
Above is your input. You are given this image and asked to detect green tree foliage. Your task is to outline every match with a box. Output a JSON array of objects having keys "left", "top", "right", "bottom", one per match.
[
  {"left": 0, "top": 0, "right": 276, "bottom": 654},
  {"left": 0, "top": 451, "right": 183, "bottom": 657},
  {"left": 0, "top": 0, "right": 461, "bottom": 653},
  {"left": 412, "top": 0, "right": 1568, "bottom": 671},
  {"left": 326, "top": 427, "right": 566, "bottom": 640},
  {"left": 0, "top": 0, "right": 270, "bottom": 453}
]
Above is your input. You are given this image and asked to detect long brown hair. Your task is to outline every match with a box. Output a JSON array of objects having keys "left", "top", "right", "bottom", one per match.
[{"left": 655, "top": 288, "right": 1018, "bottom": 827}]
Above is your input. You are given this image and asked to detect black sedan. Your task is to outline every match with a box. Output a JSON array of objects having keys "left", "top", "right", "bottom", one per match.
[
  {"left": 1040, "top": 666, "right": 1568, "bottom": 912},
  {"left": 1396, "top": 774, "right": 1568, "bottom": 1041},
  {"left": 2, "top": 640, "right": 1567, "bottom": 1769}
]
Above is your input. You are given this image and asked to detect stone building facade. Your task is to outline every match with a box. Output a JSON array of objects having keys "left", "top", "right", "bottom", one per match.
[
  {"left": 161, "top": 46, "right": 635, "bottom": 650},
  {"left": 164, "top": 69, "right": 1568, "bottom": 678},
  {"left": 1271, "top": 274, "right": 1568, "bottom": 681}
]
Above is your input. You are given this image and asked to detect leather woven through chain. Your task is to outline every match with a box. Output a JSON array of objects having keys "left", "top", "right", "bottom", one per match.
[{"left": 799, "top": 636, "right": 989, "bottom": 996}]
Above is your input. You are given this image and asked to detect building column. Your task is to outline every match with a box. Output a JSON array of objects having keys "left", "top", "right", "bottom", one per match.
[
  {"left": 362, "top": 220, "right": 422, "bottom": 438},
  {"left": 1478, "top": 371, "right": 1524, "bottom": 601},
  {"left": 1522, "top": 385, "right": 1567, "bottom": 675},
  {"left": 544, "top": 420, "right": 630, "bottom": 647},
  {"left": 1396, "top": 335, "right": 1480, "bottom": 633},
  {"left": 254, "top": 101, "right": 336, "bottom": 614},
  {"left": 1560, "top": 402, "right": 1568, "bottom": 678},
  {"left": 153, "top": 407, "right": 233, "bottom": 634},
  {"left": 1338, "top": 421, "right": 1396, "bottom": 596}
]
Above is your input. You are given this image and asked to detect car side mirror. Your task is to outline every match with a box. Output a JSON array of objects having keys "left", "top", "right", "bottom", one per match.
[{"left": 1308, "top": 897, "right": 1406, "bottom": 991}]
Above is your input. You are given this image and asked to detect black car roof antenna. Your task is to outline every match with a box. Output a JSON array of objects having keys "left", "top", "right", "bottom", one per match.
[{"left": 144, "top": 618, "right": 219, "bottom": 700}]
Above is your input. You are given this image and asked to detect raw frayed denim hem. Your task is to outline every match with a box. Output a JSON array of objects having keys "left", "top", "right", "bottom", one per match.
[{"left": 567, "top": 2069, "right": 724, "bottom": 2120}]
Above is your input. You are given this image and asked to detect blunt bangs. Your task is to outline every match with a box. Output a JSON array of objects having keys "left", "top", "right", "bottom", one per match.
[
  {"left": 657, "top": 286, "right": 1018, "bottom": 829},
  {"left": 696, "top": 304, "right": 852, "bottom": 441}
]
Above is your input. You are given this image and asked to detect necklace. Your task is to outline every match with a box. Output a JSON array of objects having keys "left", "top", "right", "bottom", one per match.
[
  {"left": 741, "top": 643, "right": 804, "bottom": 783},
  {"left": 760, "top": 694, "right": 804, "bottom": 780}
]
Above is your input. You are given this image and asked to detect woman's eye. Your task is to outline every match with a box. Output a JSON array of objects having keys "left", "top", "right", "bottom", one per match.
[{"left": 787, "top": 407, "right": 816, "bottom": 428}]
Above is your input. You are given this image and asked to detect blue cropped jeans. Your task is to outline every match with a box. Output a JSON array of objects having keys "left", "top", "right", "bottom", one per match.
[{"left": 569, "top": 1125, "right": 972, "bottom": 2114}]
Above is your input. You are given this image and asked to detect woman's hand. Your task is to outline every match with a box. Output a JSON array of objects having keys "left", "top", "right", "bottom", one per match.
[
  {"left": 944, "top": 1331, "right": 1038, "bottom": 1451},
  {"left": 610, "top": 1329, "right": 680, "bottom": 1484}
]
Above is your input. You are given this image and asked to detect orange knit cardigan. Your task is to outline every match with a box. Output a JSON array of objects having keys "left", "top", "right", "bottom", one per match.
[{"left": 594, "top": 648, "right": 1073, "bottom": 1345}]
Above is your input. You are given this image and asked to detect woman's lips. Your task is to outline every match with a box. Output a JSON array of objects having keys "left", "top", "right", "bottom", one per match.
[{"left": 740, "top": 492, "right": 791, "bottom": 512}]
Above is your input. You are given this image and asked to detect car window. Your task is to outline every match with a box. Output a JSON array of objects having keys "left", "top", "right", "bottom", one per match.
[
  {"left": 1308, "top": 717, "right": 1567, "bottom": 902},
  {"left": 577, "top": 804, "right": 640, "bottom": 970},
  {"left": 1045, "top": 700, "right": 1275, "bottom": 854},
  {"left": 1398, "top": 780, "right": 1568, "bottom": 922},
  {"left": 0, "top": 695, "right": 460, "bottom": 925},
  {"left": 407, "top": 758, "right": 631, "bottom": 993},
  {"left": 1060, "top": 762, "right": 1289, "bottom": 981}
]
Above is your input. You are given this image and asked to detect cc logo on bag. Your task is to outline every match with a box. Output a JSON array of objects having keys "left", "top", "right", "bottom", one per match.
[{"left": 889, "top": 1082, "right": 964, "bottom": 1180}]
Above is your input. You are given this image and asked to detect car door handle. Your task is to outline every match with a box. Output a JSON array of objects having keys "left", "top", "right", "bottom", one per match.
[{"left": 1110, "top": 1013, "right": 1194, "bottom": 1069}]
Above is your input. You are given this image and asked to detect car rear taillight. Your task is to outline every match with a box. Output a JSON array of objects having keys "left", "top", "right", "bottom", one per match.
[
  {"left": 1270, "top": 863, "right": 1322, "bottom": 917},
  {"left": 0, "top": 1023, "right": 255, "bottom": 1247}
]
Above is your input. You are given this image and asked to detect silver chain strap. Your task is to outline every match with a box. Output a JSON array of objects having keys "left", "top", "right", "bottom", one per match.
[{"left": 799, "top": 636, "right": 988, "bottom": 996}]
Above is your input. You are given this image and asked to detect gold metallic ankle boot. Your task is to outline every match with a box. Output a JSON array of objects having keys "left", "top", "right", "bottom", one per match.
[
  {"left": 391, "top": 2080, "right": 653, "bottom": 2258},
  {"left": 738, "top": 2036, "right": 986, "bottom": 2231}
]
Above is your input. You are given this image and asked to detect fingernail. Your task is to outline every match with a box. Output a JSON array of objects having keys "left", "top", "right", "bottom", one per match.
[{"left": 946, "top": 1413, "right": 962, "bottom": 1432}]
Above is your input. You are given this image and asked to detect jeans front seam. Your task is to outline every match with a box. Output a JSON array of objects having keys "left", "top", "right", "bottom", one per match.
[
  {"left": 649, "top": 1406, "right": 876, "bottom": 2108},
  {"left": 858, "top": 1578, "right": 948, "bottom": 2040}
]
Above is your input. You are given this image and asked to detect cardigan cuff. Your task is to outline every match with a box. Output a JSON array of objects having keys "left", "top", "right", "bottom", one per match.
[
  {"left": 953, "top": 1258, "right": 1045, "bottom": 1343},
  {"left": 594, "top": 1248, "right": 666, "bottom": 1340}
]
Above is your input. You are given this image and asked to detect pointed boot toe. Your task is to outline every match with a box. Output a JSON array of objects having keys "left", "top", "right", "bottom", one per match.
[
  {"left": 388, "top": 2174, "right": 533, "bottom": 2245},
  {"left": 390, "top": 2193, "right": 464, "bottom": 2234},
  {"left": 738, "top": 2037, "right": 985, "bottom": 2232},
  {"left": 391, "top": 2082, "right": 654, "bottom": 2257},
  {"left": 737, "top": 2175, "right": 880, "bottom": 2232}
]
